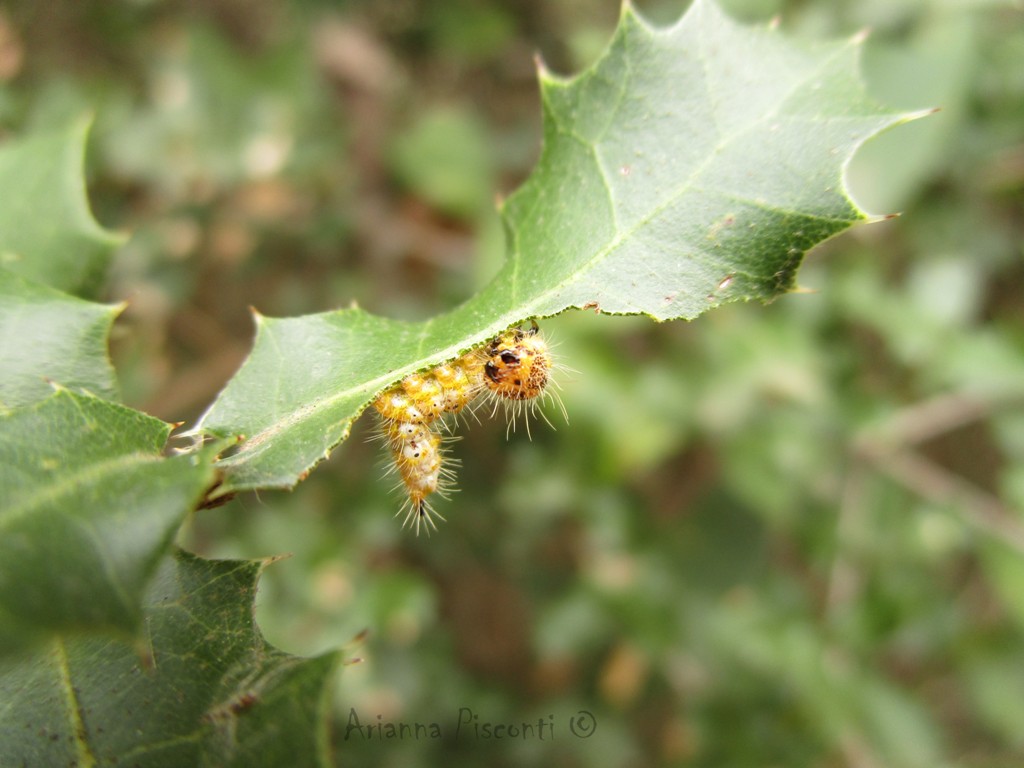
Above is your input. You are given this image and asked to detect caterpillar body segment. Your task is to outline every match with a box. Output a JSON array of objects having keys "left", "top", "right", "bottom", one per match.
[
  {"left": 387, "top": 421, "right": 447, "bottom": 535},
  {"left": 372, "top": 351, "right": 484, "bottom": 424}
]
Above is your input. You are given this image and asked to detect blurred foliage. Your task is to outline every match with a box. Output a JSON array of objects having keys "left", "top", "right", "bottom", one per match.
[{"left": 2, "top": 0, "right": 1022, "bottom": 766}]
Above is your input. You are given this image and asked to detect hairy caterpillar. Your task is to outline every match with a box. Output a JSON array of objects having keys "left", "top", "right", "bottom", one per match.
[
  {"left": 372, "top": 351, "right": 481, "bottom": 535},
  {"left": 372, "top": 322, "right": 560, "bottom": 535}
]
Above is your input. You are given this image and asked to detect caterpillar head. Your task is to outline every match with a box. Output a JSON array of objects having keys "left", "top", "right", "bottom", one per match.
[{"left": 483, "top": 322, "right": 550, "bottom": 402}]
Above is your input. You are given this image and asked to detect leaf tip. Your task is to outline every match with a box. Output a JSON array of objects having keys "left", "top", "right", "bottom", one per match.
[
  {"left": 261, "top": 552, "right": 294, "bottom": 571},
  {"left": 108, "top": 227, "right": 132, "bottom": 247},
  {"left": 851, "top": 27, "right": 871, "bottom": 45},
  {"left": 619, "top": 0, "right": 658, "bottom": 32},
  {"left": 789, "top": 284, "right": 818, "bottom": 296},
  {"left": 866, "top": 211, "right": 902, "bottom": 224},
  {"left": 534, "top": 52, "right": 552, "bottom": 80},
  {"left": 901, "top": 106, "right": 941, "bottom": 126},
  {"left": 618, "top": 0, "right": 645, "bottom": 25},
  {"left": 66, "top": 110, "right": 99, "bottom": 150}
]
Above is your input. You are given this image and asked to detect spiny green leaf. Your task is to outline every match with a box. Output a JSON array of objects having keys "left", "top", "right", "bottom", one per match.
[
  {"left": 0, "top": 117, "right": 125, "bottom": 297},
  {"left": 197, "top": 0, "right": 915, "bottom": 491},
  {"left": 0, "top": 268, "right": 122, "bottom": 409},
  {"left": 0, "top": 389, "right": 215, "bottom": 652},
  {"left": 0, "top": 550, "right": 341, "bottom": 768}
]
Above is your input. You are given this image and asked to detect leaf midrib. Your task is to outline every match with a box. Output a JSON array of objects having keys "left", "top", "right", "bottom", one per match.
[
  {"left": 56, "top": 637, "right": 98, "bottom": 768},
  {"left": 0, "top": 451, "right": 165, "bottom": 526}
]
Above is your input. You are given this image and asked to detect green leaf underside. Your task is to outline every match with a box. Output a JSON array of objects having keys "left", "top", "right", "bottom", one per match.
[
  {"left": 0, "top": 268, "right": 123, "bottom": 409},
  {"left": 198, "top": 0, "right": 911, "bottom": 491},
  {"left": 0, "top": 550, "right": 340, "bottom": 768},
  {"left": 0, "top": 118, "right": 124, "bottom": 298},
  {"left": 0, "top": 389, "right": 214, "bottom": 651}
]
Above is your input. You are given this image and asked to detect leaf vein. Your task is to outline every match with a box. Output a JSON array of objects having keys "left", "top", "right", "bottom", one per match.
[{"left": 55, "top": 637, "right": 97, "bottom": 768}]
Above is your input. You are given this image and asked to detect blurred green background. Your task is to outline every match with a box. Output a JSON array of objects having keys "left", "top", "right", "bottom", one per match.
[{"left": 4, "top": 0, "right": 1024, "bottom": 765}]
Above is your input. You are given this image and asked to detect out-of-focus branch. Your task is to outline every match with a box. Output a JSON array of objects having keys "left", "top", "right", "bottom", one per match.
[{"left": 852, "top": 392, "right": 1024, "bottom": 553}]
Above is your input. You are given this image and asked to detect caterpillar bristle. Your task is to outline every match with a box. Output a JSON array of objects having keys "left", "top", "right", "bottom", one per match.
[{"left": 396, "top": 496, "right": 446, "bottom": 537}]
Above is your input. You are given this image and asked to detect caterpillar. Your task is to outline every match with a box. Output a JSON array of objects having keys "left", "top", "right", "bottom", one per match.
[{"left": 372, "top": 322, "right": 560, "bottom": 535}]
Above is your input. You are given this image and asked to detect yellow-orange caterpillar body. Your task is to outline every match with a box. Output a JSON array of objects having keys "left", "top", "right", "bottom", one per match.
[{"left": 372, "top": 323, "right": 559, "bottom": 534}]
